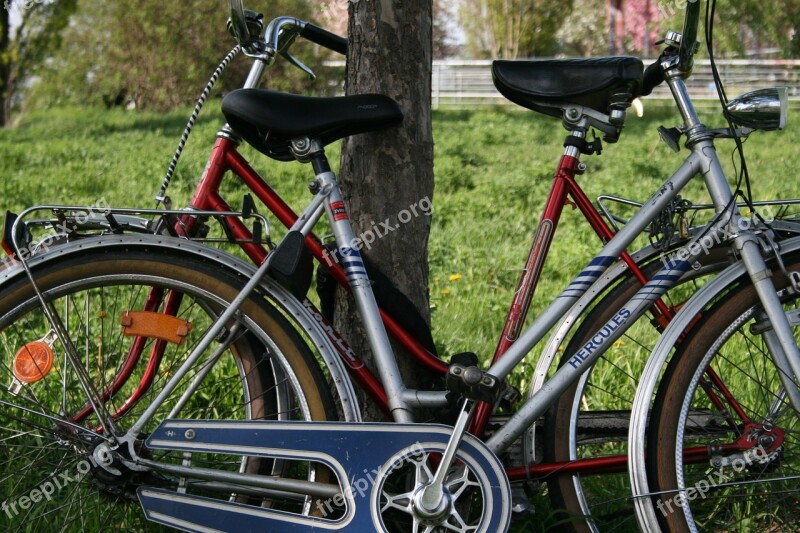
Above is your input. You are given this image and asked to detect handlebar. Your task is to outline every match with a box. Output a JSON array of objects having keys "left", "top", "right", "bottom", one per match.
[
  {"left": 229, "top": 1, "right": 347, "bottom": 58},
  {"left": 641, "top": 0, "right": 702, "bottom": 96},
  {"left": 641, "top": 60, "right": 666, "bottom": 96},
  {"left": 679, "top": 0, "right": 701, "bottom": 67},
  {"left": 300, "top": 22, "right": 347, "bottom": 55},
  {"left": 263, "top": 17, "right": 345, "bottom": 57}
]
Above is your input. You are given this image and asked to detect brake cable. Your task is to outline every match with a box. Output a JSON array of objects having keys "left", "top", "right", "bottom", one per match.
[
  {"left": 705, "top": 0, "right": 767, "bottom": 229},
  {"left": 155, "top": 45, "right": 242, "bottom": 207}
]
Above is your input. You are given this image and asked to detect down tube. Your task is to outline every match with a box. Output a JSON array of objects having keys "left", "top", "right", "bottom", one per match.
[{"left": 485, "top": 152, "right": 703, "bottom": 451}]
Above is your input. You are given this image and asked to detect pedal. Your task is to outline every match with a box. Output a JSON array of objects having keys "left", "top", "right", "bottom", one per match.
[
  {"left": 139, "top": 419, "right": 511, "bottom": 532},
  {"left": 446, "top": 360, "right": 503, "bottom": 403}
]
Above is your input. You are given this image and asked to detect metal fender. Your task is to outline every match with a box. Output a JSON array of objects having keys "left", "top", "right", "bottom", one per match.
[
  {"left": 628, "top": 235, "right": 800, "bottom": 531},
  {"left": 0, "top": 234, "right": 362, "bottom": 422}
]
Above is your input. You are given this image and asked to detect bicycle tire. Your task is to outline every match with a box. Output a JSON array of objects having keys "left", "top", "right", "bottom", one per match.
[
  {"left": 0, "top": 242, "right": 337, "bottom": 532},
  {"left": 543, "top": 248, "right": 729, "bottom": 532},
  {"left": 648, "top": 253, "right": 800, "bottom": 531}
]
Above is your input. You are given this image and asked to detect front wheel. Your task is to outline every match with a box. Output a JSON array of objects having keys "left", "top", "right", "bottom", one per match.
[
  {"left": 649, "top": 255, "right": 800, "bottom": 531},
  {"left": 0, "top": 242, "right": 337, "bottom": 531}
]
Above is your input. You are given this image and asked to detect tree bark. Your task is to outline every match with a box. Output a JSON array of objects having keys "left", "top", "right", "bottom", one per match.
[
  {"left": 335, "top": 0, "right": 434, "bottom": 421},
  {"left": 1, "top": 5, "right": 10, "bottom": 127}
]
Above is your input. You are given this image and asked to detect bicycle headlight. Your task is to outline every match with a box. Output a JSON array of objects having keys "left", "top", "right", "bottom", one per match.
[{"left": 725, "top": 87, "right": 788, "bottom": 131}]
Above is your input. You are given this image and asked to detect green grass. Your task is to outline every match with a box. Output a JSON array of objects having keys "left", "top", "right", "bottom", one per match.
[
  {"left": 3, "top": 103, "right": 798, "bottom": 363},
  {"left": 1, "top": 103, "right": 799, "bottom": 530}
]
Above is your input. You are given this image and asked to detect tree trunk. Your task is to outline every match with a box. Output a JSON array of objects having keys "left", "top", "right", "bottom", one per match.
[
  {"left": 335, "top": 0, "right": 434, "bottom": 421},
  {"left": 1, "top": 5, "right": 10, "bottom": 127}
]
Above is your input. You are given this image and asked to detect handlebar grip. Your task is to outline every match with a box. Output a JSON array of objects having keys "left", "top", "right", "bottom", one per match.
[
  {"left": 641, "top": 61, "right": 665, "bottom": 96},
  {"left": 300, "top": 23, "right": 347, "bottom": 55}
]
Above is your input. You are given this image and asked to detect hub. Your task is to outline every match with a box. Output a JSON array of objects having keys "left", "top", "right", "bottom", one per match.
[{"left": 411, "top": 484, "right": 453, "bottom": 524}]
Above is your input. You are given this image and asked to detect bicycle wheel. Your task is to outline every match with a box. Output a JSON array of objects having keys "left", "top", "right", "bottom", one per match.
[
  {"left": 649, "top": 254, "right": 800, "bottom": 531},
  {"left": 544, "top": 249, "right": 728, "bottom": 532},
  {"left": 0, "top": 242, "right": 337, "bottom": 532}
]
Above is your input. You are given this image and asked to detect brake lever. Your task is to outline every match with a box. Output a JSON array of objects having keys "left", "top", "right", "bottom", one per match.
[{"left": 280, "top": 50, "right": 317, "bottom": 80}]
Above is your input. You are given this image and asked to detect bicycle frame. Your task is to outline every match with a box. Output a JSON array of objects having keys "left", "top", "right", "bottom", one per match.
[
  {"left": 167, "top": 77, "right": 797, "bottom": 478},
  {"left": 9, "top": 68, "right": 791, "bottom": 499},
  {"left": 107, "top": 96, "right": 758, "bottom": 479},
  {"left": 45, "top": 71, "right": 784, "bottom": 489}
]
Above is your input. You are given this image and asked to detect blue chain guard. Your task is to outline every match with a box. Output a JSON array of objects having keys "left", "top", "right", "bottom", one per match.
[{"left": 138, "top": 420, "right": 511, "bottom": 532}]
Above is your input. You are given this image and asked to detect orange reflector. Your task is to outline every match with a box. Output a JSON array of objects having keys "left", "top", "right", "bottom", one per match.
[
  {"left": 13, "top": 341, "right": 54, "bottom": 384},
  {"left": 120, "top": 311, "right": 192, "bottom": 345}
]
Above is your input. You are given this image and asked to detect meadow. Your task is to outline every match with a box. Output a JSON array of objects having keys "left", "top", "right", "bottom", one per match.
[
  {"left": 1, "top": 102, "right": 798, "bottom": 362},
  {"left": 0, "top": 101, "right": 798, "bottom": 529}
]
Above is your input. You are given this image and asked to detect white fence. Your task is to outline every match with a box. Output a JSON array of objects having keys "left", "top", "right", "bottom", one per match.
[
  {"left": 327, "top": 59, "right": 800, "bottom": 108},
  {"left": 430, "top": 59, "right": 800, "bottom": 108}
]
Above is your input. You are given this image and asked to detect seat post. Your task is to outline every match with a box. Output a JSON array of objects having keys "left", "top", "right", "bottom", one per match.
[
  {"left": 289, "top": 136, "right": 338, "bottom": 184},
  {"left": 563, "top": 126, "right": 587, "bottom": 159},
  {"left": 561, "top": 119, "right": 603, "bottom": 158}
]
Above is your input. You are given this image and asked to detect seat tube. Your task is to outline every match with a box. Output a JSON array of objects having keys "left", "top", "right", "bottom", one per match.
[
  {"left": 311, "top": 153, "right": 414, "bottom": 423},
  {"left": 494, "top": 130, "right": 585, "bottom": 356},
  {"left": 470, "top": 130, "right": 584, "bottom": 436}
]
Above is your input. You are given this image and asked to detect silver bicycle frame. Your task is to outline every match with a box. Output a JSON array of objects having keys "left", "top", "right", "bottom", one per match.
[{"left": 98, "top": 71, "right": 795, "bottom": 461}]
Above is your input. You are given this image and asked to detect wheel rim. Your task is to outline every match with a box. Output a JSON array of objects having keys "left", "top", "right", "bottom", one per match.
[{"left": 672, "top": 301, "right": 800, "bottom": 531}]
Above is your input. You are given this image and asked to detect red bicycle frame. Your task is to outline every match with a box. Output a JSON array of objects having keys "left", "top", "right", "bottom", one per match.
[{"left": 84, "top": 129, "right": 749, "bottom": 480}]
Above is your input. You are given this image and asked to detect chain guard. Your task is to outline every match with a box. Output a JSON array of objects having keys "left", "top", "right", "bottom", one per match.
[{"left": 138, "top": 419, "right": 511, "bottom": 532}]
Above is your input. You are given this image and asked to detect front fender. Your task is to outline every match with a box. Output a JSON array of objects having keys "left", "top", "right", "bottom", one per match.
[{"left": 628, "top": 234, "right": 800, "bottom": 530}]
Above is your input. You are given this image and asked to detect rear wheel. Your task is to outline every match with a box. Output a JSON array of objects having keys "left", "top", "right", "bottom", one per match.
[
  {"left": 544, "top": 250, "right": 727, "bottom": 531},
  {"left": 0, "top": 245, "right": 336, "bottom": 531}
]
